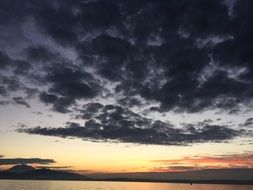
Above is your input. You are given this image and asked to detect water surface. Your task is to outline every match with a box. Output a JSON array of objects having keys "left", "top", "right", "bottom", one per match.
[{"left": 0, "top": 180, "right": 252, "bottom": 190}]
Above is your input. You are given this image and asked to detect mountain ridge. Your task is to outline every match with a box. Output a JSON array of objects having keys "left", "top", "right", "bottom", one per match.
[
  {"left": 5, "top": 164, "right": 35, "bottom": 173},
  {"left": 0, "top": 165, "right": 89, "bottom": 180}
]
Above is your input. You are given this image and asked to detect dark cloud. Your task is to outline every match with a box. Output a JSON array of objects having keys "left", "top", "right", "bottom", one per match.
[
  {"left": 12, "top": 60, "right": 31, "bottom": 75},
  {"left": 0, "top": 0, "right": 252, "bottom": 113},
  {"left": 25, "top": 45, "right": 59, "bottom": 62},
  {"left": 13, "top": 97, "right": 31, "bottom": 108},
  {"left": 0, "top": 0, "right": 31, "bottom": 24},
  {"left": 180, "top": 0, "right": 230, "bottom": 36},
  {"left": 46, "top": 67, "right": 101, "bottom": 99},
  {"left": 0, "top": 158, "right": 55, "bottom": 165},
  {"left": 36, "top": 166, "right": 72, "bottom": 169},
  {"left": 38, "top": 66, "right": 102, "bottom": 112},
  {"left": 242, "top": 118, "right": 253, "bottom": 128},
  {"left": 0, "top": 51, "right": 31, "bottom": 74},
  {"left": 32, "top": 1, "right": 80, "bottom": 46},
  {"left": 78, "top": 103, "right": 104, "bottom": 119},
  {"left": 213, "top": 0, "right": 253, "bottom": 79},
  {"left": 1, "top": 0, "right": 253, "bottom": 145},
  {"left": 39, "top": 92, "right": 58, "bottom": 104},
  {"left": 0, "top": 74, "right": 38, "bottom": 105},
  {"left": 1, "top": 76, "right": 21, "bottom": 92},
  {"left": 18, "top": 104, "right": 245, "bottom": 145},
  {"left": 0, "top": 86, "right": 7, "bottom": 96},
  {"left": 0, "top": 51, "right": 12, "bottom": 69},
  {"left": 73, "top": 0, "right": 253, "bottom": 113},
  {"left": 0, "top": 100, "right": 10, "bottom": 106},
  {"left": 117, "top": 97, "right": 142, "bottom": 108}
]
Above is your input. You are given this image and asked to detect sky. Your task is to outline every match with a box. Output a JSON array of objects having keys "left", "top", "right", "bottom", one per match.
[{"left": 0, "top": 0, "right": 253, "bottom": 177}]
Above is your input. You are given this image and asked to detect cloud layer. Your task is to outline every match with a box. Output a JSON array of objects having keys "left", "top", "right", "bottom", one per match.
[
  {"left": 0, "top": 157, "right": 55, "bottom": 165},
  {"left": 151, "top": 152, "right": 253, "bottom": 172},
  {"left": 18, "top": 104, "right": 246, "bottom": 145},
  {"left": 1, "top": 0, "right": 253, "bottom": 145},
  {"left": 1, "top": 0, "right": 253, "bottom": 112}
]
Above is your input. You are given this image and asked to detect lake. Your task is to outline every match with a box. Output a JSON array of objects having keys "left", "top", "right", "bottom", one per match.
[{"left": 0, "top": 180, "right": 252, "bottom": 190}]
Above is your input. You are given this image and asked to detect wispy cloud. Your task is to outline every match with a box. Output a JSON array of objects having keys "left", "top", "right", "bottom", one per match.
[
  {"left": 12, "top": 97, "right": 31, "bottom": 108},
  {"left": 151, "top": 153, "right": 253, "bottom": 172},
  {"left": 36, "top": 165, "right": 72, "bottom": 169},
  {"left": 0, "top": 158, "right": 56, "bottom": 165}
]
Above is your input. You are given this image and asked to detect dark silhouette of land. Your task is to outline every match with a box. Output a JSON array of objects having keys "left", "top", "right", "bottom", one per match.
[
  {"left": 5, "top": 164, "right": 35, "bottom": 173},
  {"left": 0, "top": 165, "right": 89, "bottom": 180},
  {"left": 0, "top": 165, "right": 253, "bottom": 185}
]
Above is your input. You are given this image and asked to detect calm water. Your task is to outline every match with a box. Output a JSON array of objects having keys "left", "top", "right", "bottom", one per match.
[{"left": 0, "top": 180, "right": 252, "bottom": 190}]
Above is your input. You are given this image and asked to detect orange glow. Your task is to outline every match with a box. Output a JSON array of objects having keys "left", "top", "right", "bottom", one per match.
[{"left": 151, "top": 153, "right": 253, "bottom": 172}]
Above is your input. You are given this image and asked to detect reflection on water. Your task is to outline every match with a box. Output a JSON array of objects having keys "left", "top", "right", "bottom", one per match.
[{"left": 0, "top": 180, "right": 252, "bottom": 190}]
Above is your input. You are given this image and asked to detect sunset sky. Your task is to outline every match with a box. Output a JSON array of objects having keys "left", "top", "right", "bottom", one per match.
[{"left": 0, "top": 0, "right": 253, "bottom": 176}]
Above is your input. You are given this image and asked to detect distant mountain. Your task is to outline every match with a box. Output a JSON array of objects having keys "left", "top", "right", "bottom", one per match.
[
  {"left": 0, "top": 165, "right": 89, "bottom": 180},
  {"left": 86, "top": 168, "right": 253, "bottom": 184},
  {"left": 1, "top": 166, "right": 253, "bottom": 185},
  {"left": 5, "top": 164, "right": 35, "bottom": 173}
]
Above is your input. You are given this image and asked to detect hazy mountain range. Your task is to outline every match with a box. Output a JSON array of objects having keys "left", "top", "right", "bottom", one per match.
[
  {"left": 0, "top": 165, "right": 89, "bottom": 180},
  {"left": 86, "top": 168, "right": 253, "bottom": 181}
]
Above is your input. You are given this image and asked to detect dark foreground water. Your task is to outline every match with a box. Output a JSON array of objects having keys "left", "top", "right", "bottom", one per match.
[{"left": 0, "top": 180, "right": 252, "bottom": 190}]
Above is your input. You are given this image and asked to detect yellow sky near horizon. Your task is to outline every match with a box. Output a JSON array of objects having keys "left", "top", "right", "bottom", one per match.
[{"left": 1, "top": 131, "right": 252, "bottom": 173}]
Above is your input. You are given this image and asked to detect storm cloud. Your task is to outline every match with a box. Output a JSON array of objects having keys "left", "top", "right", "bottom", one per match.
[
  {"left": 1, "top": 0, "right": 253, "bottom": 145},
  {"left": 18, "top": 104, "right": 245, "bottom": 145}
]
